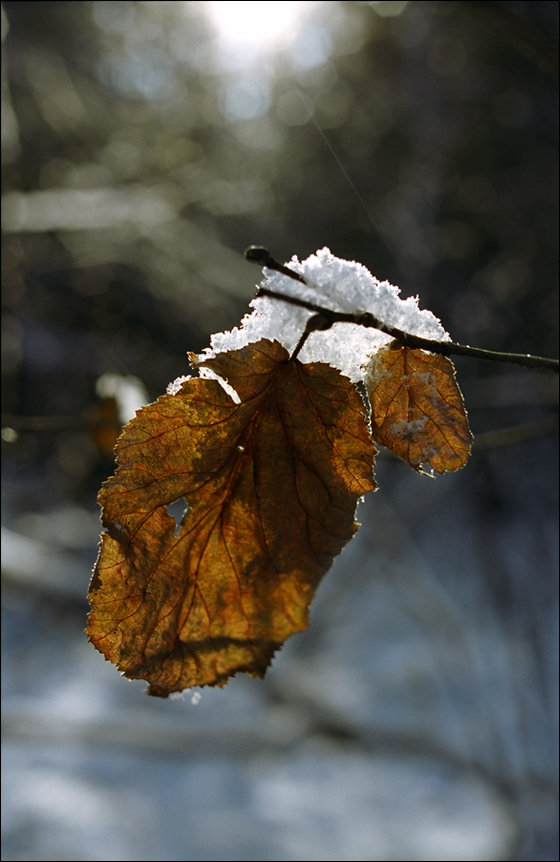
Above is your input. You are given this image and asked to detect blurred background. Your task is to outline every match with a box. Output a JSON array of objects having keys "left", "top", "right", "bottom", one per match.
[{"left": 1, "top": 1, "right": 558, "bottom": 860}]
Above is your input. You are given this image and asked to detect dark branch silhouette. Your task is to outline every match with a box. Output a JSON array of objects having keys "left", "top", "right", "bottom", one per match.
[{"left": 246, "top": 249, "right": 559, "bottom": 373}]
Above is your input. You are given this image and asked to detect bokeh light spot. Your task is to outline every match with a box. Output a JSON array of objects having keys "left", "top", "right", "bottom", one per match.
[{"left": 203, "top": 1, "right": 309, "bottom": 52}]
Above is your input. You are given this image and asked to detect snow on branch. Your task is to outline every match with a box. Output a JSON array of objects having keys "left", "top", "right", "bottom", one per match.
[{"left": 204, "top": 247, "right": 450, "bottom": 382}]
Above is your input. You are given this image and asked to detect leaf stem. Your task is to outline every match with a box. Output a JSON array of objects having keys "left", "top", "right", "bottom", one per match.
[{"left": 256, "top": 287, "right": 559, "bottom": 373}]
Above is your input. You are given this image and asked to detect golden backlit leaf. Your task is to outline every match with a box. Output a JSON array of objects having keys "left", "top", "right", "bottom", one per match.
[
  {"left": 365, "top": 343, "right": 472, "bottom": 474},
  {"left": 88, "top": 339, "right": 376, "bottom": 696}
]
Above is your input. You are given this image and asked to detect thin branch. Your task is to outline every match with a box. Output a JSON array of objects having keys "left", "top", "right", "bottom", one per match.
[
  {"left": 463, "top": 1, "right": 559, "bottom": 77},
  {"left": 374, "top": 415, "right": 558, "bottom": 456},
  {"left": 472, "top": 416, "right": 559, "bottom": 451},
  {"left": 0, "top": 414, "right": 121, "bottom": 432},
  {"left": 245, "top": 246, "right": 307, "bottom": 284},
  {"left": 1, "top": 415, "right": 84, "bottom": 431},
  {"left": 256, "top": 286, "right": 559, "bottom": 373}
]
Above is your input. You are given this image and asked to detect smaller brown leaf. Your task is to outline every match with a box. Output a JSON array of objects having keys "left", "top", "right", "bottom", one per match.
[{"left": 365, "top": 343, "right": 472, "bottom": 474}]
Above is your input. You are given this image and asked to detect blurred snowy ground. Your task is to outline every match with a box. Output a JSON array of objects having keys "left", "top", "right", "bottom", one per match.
[{"left": 2, "top": 436, "right": 558, "bottom": 862}]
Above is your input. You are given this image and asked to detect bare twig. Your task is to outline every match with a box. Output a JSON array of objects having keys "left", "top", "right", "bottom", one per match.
[
  {"left": 245, "top": 246, "right": 307, "bottom": 284},
  {"left": 255, "top": 285, "right": 559, "bottom": 373},
  {"left": 464, "top": 1, "right": 559, "bottom": 77},
  {"left": 472, "top": 416, "right": 559, "bottom": 451},
  {"left": 290, "top": 313, "right": 333, "bottom": 360}
]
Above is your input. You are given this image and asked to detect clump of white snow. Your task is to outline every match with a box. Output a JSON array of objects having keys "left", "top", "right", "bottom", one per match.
[
  {"left": 201, "top": 248, "right": 449, "bottom": 383},
  {"left": 167, "top": 375, "right": 192, "bottom": 395}
]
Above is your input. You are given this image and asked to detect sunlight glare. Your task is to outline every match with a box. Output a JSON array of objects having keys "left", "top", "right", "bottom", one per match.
[{"left": 203, "top": 1, "right": 309, "bottom": 52}]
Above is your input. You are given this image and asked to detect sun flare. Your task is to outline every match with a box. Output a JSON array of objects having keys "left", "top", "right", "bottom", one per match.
[{"left": 203, "top": 0, "right": 310, "bottom": 52}]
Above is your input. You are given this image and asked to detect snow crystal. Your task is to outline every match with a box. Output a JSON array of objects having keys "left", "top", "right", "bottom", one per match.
[
  {"left": 167, "top": 369, "right": 241, "bottom": 404},
  {"left": 199, "top": 367, "right": 241, "bottom": 404},
  {"left": 169, "top": 688, "right": 202, "bottom": 704},
  {"left": 167, "top": 375, "right": 192, "bottom": 395},
  {"left": 202, "top": 248, "right": 449, "bottom": 383},
  {"left": 391, "top": 417, "right": 430, "bottom": 437}
]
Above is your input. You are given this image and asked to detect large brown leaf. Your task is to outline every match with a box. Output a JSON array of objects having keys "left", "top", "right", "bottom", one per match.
[
  {"left": 88, "top": 339, "right": 376, "bottom": 695},
  {"left": 366, "top": 343, "right": 472, "bottom": 474}
]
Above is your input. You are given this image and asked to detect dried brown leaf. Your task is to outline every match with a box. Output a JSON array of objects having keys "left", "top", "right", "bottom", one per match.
[
  {"left": 365, "top": 344, "right": 472, "bottom": 474},
  {"left": 88, "top": 339, "right": 376, "bottom": 695}
]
